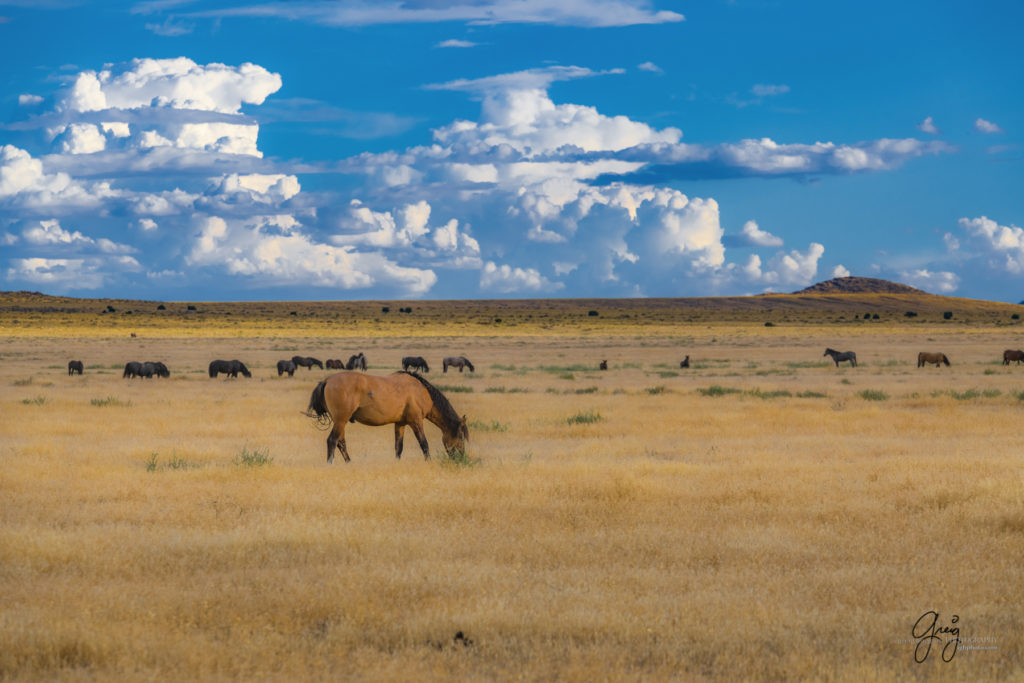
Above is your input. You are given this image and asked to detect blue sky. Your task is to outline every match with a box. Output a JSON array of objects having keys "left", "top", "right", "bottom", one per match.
[{"left": 1, "top": 1, "right": 1022, "bottom": 302}]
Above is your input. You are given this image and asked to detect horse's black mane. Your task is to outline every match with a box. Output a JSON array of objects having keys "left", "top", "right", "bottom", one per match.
[{"left": 398, "top": 371, "right": 462, "bottom": 433}]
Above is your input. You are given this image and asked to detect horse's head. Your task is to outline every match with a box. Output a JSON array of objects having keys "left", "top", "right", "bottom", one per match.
[{"left": 442, "top": 414, "right": 469, "bottom": 455}]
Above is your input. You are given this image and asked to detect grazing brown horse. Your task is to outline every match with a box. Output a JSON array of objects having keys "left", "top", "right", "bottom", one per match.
[
  {"left": 307, "top": 371, "right": 468, "bottom": 464},
  {"left": 918, "top": 352, "right": 951, "bottom": 367},
  {"left": 1003, "top": 349, "right": 1024, "bottom": 365},
  {"left": 325, "top": 359, "right": 344, "bottom": 369},
  {"left": 443, "top": 356, "right": 474, "bottom": 373}
]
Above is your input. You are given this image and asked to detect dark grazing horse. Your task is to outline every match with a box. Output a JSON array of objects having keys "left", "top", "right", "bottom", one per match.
[
  {"left": 346, "top": 353, "right": 367, "bottom": 371},
  {"left": 443, "top": 356, "right": 474, "bottom": 373},
  {"left": 141, "top": 361, "right": 170, "bottom": 378},
  {"left": 209, "top": 359, "right": 252, "bottom": 378},
  {"left": 1003, "top": 349, "right": 1024, "bottom": 365},
  {"left": 824, "top": 348, "right": 857, "bottom": 367},
  {"left": 307, "top": 371, "right": 468, "bottom": 464},
  {"left": 325, "top": 359, "right": 345, "bottom": 369},
  {"left": 402, "top": 356, "right": 430, "bottom": 373},
  {"left": 680, "top": 356, "right": 690, "bottom": 368},
  {"left": 599, "top": 360, "right": 608, "bottom": 370},
  {"left": 123, "top": 361, "right": 143, "bottom": 378},
  {"left": 68, "top": 360, "right": 84, "bottom": 375},
  {"left": 918, "top": 352, "right": 950, "bottom": 368},
  {"left": 277, "top": 360, "right": 297, "bottom": 376},
  {"left": 292, "top": 356, "right": 324, "bottom": 370}
]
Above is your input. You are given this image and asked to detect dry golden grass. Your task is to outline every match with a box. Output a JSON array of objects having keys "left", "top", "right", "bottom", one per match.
[{"left": 1, "top": 306, "right": 1023, "bottom": 680}]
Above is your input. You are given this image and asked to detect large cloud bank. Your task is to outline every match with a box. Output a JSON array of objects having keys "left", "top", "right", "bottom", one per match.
[{"left": 3, "top": 58, "right": 955, "bottom": 297}]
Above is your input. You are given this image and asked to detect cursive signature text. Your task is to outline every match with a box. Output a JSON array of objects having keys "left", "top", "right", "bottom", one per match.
[{"left": 912, "top": 611, "right": 960, "bottom": 663}]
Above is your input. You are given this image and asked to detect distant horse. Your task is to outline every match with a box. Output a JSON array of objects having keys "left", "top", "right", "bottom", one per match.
[
  {"left": 599, "top": 360, "right": 608, "bottom": 371},
  {"left": 292, "top": 356, "right": 324, "bottom": 370},
  {"left": 680, "top": 356, "right": 690, "bottom": 369},
  {"left": 824, "top": 348, "right": 857, "bottom": 367},
  {"left": 346, "top": 353, "right": 367, "bottom": 371},
  {"left": 325, "top": 359, "right": 345, "bottom": 369},
  {"left": 443, "top": 356, "right": 475, "bottom": 373},
  {"left": 141, "top": 361, "right": 170, "bottom": 378},
  {"left": 1003, "top": 349, "right": 1024, "bottom": 365},
  {"left": 917, "top": 352, "right": 950, "bottom": 368},
  {"left": 402, "top": 356, "right": 430, "bottom": 373},
  {"left": 68, "top": 360, "right": 83, "bottom": 376},
  {"left": 307, "top": 371, "right": 468, "bottom": 464},
  {"left": 209, "top": 359, "right": 252, "bottom": 378},
  {"left": 278, "top": 360, "right": 297, "bottom": 376},
  {"left": 123, "top": 361, "right": 143, "bottom": 379}
]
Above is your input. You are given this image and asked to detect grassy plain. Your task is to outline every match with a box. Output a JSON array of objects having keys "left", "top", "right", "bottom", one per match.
[{"left": 1, "top": 293, "right": 1023, "bottom": 681}]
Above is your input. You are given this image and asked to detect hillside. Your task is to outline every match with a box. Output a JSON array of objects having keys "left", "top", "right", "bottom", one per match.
[
  {"left": 2, "top": 282, "right": 1024, "bottom": 336},
  {"left": 795, "top": 276, "right": 925, "bottom": 295}
]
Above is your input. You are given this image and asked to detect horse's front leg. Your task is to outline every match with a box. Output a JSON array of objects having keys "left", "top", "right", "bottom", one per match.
[
  {"left": 395, "top": 424, "right": 405, "bottom": 459},
  {"left": 410, "top": 421, "right": 430, "bottom": 460}
]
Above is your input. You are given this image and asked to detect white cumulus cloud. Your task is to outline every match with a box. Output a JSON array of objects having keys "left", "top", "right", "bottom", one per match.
[
  {"left": 480, "top": 260, "right": 562, "bottom": 293},
  {"left": 901, "top": 268, "right": 959, "bottom": 293},
  {"left": 917, "top": 116, "right": 940, "bottom": 135},
  {"left": 957, "top": 216, "right": 1024, "bottom": 273},
  {"left": 974, "top": 118, "right": 1004, "bottom": 134}
]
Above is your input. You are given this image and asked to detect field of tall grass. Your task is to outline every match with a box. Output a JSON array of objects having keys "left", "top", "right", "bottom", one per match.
[{"left": 1, "top": 320, "right": 1022, "bottom": 680}]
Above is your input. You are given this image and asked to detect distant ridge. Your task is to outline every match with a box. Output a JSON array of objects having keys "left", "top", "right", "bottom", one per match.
[{"left": 795, "top": 276, "right": 925, "bottom": 295}]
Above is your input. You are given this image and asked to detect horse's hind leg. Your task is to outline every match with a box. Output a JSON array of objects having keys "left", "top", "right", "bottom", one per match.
[
  {"left": 395, "top": 424, "right": 405, "bottom": 459},
  {"left": 326, "top": 422, "right": 350, "bottom": 464}
]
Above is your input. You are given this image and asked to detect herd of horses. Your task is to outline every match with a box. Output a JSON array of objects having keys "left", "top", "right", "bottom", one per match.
[
  {"left": 821, "top": 347, "right": 1023, "bottom": 368},
  {"left": 62, "top": 345, "right": 1024, "bottom": 466},
  {"left": 70, "top": 353, "right": 477, "bottom": 381}
]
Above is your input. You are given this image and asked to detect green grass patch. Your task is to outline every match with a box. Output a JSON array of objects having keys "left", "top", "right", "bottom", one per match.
[
  {"left": 858, "top": 389, "right": 889, "bottom": 401},
  {"left": 21, "top": 396, "right": 48, "bottom": 406},
  {"left": 697, "top": 385, "right": 742, "bottom": 397},
  {"left": 435, "top": 385, "right": 474, "bottom": 393},
  {"left": 483, "top": 386, "right": 530, "bottom": 393},
  {"left": 145, "top": 452, "right": 203, "bottom": 472},
  {"left": 12, "top": 377, "right": 34, "bottom": 386},
  {"left": 796, "top": 391, "right": 828, "bottom": 398},
  {"left": 437, "top": 447, "right": 482, "bottom": 469},
  {"left": 91, "top": 396, "right": 131, "bottom": 407},
  {"left": 233, "top": 445, "right": 273, "bottom": 467},
  {"left": 749, "top": 389, "right": 793, "bottom": 399},
  {"left": 469, "top": 419, "right": 509, "bottom": 433},
  {"left": 932, "top": 389, "right": 1002, "bottom": 400},
  {"left": 567, "top": 409, "right": 603, "bottom": 425},
  {"left": 646, "top": 385, "right": 669, "bottom": 395},
  {"left": 539, "top": 364, "right": 595, "bottom": 374}
]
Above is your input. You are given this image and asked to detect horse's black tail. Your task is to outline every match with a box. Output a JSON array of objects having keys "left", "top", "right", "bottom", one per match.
[{"left": 307, "top": 379, "right": 331, "bottom": 422}]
